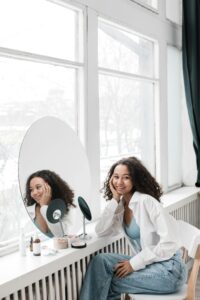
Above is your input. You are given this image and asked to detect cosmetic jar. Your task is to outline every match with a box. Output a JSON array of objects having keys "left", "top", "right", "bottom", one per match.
[{"left": 53, "top": 237, "right": 68, "bottom": 249}]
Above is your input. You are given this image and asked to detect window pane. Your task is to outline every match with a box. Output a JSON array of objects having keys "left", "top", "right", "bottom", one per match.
[
  {"left": 98, "top": 21, "right": 155, "bottom": 77},
  {"left": 0, "top": 57, "right": 78, "bottom": 242},
  {"left": 99, "top": 74, "right": 155, "bottom": 183},
  {"left": 167, "top": 46, "right": 182, "bottom": 187},
  {"left": 0, "top": 0, "right": 83, "bottom": 61}
]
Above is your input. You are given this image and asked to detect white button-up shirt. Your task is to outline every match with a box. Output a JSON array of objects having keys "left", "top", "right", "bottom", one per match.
[{"left": 95, "top": 191, "right": 181, "bottom": 271}]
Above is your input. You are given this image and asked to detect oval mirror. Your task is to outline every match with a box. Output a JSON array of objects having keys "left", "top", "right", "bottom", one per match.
[{"left": 18, "top": 116, "right": 91, "bottom": 238}]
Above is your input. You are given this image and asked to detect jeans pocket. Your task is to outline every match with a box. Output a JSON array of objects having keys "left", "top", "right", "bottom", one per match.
[{"left": 163, "top": 259, "right": 174, "bottom": 272}]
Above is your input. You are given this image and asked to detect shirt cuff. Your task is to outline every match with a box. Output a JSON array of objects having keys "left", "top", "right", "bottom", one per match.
[{"left": 129, "top": 254, "right": 146, "bottom": 271}]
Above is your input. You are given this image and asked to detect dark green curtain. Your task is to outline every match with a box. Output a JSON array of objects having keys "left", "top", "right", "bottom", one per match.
[{"left": 182, "top": 0, "right": 200, "bottom": 187}]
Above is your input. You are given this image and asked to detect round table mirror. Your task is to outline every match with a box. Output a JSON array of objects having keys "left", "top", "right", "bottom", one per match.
[
  {"left": 78, "top": 196, "right": 92, "bottom": 221},
  {"left": 18, "top": 116, "right": 91, "bottom": 238},
  {"left": 78, "top": 196, "right": 92, "bottom": 240}
]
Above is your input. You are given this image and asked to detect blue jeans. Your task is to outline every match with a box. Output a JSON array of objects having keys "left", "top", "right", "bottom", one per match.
[{"left": 80, "top": 252, "right": 187, "bottom": 300}]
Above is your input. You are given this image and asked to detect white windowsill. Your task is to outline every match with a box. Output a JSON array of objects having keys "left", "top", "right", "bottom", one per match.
[
  {"left": 161, "top": 186, "right": 200, "bottom": 212},
  {"left": 0, "top": 186, "right": 199, "bottom": 298}
]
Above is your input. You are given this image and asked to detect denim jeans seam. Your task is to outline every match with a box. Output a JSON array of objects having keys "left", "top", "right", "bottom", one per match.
[
  {"left": 96, "top": 274, "right": 113, "bottom": 299},
  {"left": 122, "top": 273, "right": 171, "bottom": 282},
  {"left": 105, "top": 261, "right": 115, "bottom": 275}
]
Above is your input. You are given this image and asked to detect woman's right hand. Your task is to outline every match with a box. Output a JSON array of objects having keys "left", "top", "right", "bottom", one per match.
[{"left": 109, "top": 176, "right": 121, "bottom": 203}]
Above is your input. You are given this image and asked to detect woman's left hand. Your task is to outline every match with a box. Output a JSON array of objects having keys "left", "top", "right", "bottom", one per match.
[
  {"left": 40, "top": 183, "right": 52, "bottom": 206},
  {"left": 115, "top": 260, "right": 134, "bottom": 278}
]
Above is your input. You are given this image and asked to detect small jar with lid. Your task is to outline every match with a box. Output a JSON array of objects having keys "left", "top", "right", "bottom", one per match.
[{"left": 53, "top": 237, "right": 68, "bottom": 249}]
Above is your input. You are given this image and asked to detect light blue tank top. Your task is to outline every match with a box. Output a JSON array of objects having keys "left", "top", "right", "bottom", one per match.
[{"left": 124, "top": 218, "right": 141, "bottom": 252}]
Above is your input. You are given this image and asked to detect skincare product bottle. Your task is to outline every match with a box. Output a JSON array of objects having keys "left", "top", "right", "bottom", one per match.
[
  {"left": 19, "top": 228, "right": 26, "bottom": 257},
  {"left": 33, "top": 233, "right": 41, "bottom": 256},
  {"left": 29, "top": 236, "right": 33, "bottom": 252}
]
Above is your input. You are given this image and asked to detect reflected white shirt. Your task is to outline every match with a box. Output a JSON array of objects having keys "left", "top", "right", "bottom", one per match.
[{"left": 27, "top": 203, "right": 80, "bottom": 237}]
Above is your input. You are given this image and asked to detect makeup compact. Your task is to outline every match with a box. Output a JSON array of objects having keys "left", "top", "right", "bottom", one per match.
[{"left": 71, "top": 241, "right": 87, "bottom": 249}]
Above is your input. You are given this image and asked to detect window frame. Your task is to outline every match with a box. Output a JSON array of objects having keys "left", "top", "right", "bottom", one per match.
[
  {"left": 128, "top": 0, "right": 159, "bottom": 13},
  {"left": 0, "top": 0, "right": 86, "bottom": 254},
  {"left": 0, "top": 0, "right": 184, "bottom": 255},
  {"left": 85, "top": 0, "right": 182, "bottom": 216},
  {"left": 98, "top": 17, "right": 159, "bottom": 186}
]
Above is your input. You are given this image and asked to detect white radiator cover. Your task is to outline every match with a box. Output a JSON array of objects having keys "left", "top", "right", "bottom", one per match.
[
  {"left": 1, "top": 196, "right": 199, "bottom": 300},
  {"left": 0, "top": 233, "right": 131, "bottom": 300}
]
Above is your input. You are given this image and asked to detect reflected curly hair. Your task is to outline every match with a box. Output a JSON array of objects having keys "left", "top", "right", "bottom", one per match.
[
  {"left": 24, "top": 170, "right": 75, "bottom": 212},
  {"left": 102, "top": 157, "right": 162, "bottom": 202}
]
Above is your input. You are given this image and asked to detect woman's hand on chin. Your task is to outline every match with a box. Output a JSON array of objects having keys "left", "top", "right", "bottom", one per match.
[
  {"left": 109, "top": 176, "right": 121, "bottom": 203},
  {"left": 40, "top": 183, "right": 52, "bottom": 206}
]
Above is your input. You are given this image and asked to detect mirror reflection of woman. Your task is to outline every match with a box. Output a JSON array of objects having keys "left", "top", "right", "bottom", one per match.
[{"left": 24, "top": 170, "right": 76, "bottom": 238}]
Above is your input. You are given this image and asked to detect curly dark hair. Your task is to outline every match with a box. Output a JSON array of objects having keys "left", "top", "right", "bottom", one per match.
[
  {"left": 24, "top": 170, "right": 75, "bottom": 212},
  {"left": 102, "top": 157, "right": 162, "bottom": 202}
]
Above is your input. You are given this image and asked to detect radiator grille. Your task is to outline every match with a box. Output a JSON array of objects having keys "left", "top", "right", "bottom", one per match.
[{"left": 169, "top": 197, "right": 200, "bottom": 228}]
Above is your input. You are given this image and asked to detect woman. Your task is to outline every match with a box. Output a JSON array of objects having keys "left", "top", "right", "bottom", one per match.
[
  {"left": 24, "top": 170, "right": 76, "bottom": 237},
  {"left": 80, "top": 157, "right": 187, "bottom": 300}
]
